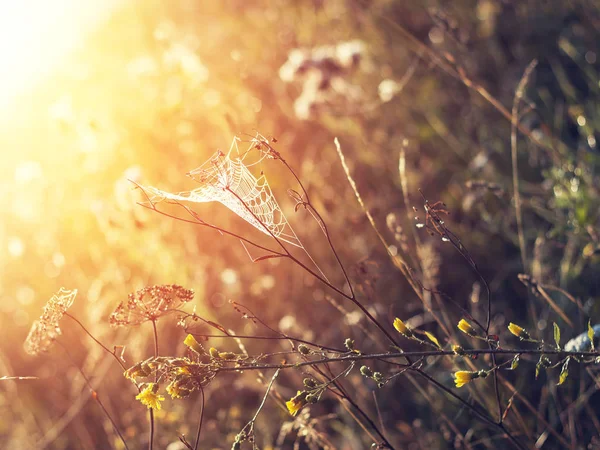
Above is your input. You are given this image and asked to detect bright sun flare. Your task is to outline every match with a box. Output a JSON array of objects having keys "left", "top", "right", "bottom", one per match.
[{"left": 0, "top": 0, "right": 121, "bottom": 113}]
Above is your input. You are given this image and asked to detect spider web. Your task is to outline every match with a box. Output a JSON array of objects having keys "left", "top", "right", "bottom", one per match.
[{"left": 143, "top": 138, "right": 302, "bottom": 247}]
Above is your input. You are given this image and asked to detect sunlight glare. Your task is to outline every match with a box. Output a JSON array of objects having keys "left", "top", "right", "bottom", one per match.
[{"left": 0, "top": 0, "right": 122, "bottom": 113}]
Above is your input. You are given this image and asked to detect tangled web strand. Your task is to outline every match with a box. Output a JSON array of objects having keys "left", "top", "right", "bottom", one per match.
[{"left": 144, "top": 141, "right": 302, "bottom": 248}]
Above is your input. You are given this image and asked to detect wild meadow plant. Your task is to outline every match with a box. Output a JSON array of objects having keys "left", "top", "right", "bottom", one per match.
[
  {"left": 8, "top": 3, "right": 600, "bottom": 448},
  {"left": 21, "top": 133, "right": 600, "bottom": 450}
]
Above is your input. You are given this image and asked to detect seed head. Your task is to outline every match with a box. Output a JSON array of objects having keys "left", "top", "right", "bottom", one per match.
[
  {"left": 109, "top": 284, "right": 194, "bottom": 326},
  {"left": 24, "top": 288, "right": 77, "bottom": 356}
]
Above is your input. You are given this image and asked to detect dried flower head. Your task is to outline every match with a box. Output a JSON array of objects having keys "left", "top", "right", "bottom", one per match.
[
  {"left": 123, "top": 360, "right": 153, "bottom": 381},
  {"left": 24, "top": 288, "right": 77, "bottom": 355},
  {"left": 109, "top": 284, "right": 194, "bottom": 326}
]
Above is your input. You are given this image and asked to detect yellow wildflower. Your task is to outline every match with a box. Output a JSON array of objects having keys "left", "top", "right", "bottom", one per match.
[
  {"left": 457, "top": 319, "right": 476, "bottom": 336},
  {"left": 508, "top": 323, "right": 530, "bottom": 339},
  {"left": 136, "top": 383, "right": 165, "bottom": 410},
  {"left": 454, "top": 371, "right": 479, "bottom": 388},
  {"left": 285, "top": 391, "right": 307, "bottom": 416},
  {"left": 393, "top": 318, "right": 413, "bottom": 337},
  {"left": 183, "top": 334, "right": 206, "bottom": 355}
]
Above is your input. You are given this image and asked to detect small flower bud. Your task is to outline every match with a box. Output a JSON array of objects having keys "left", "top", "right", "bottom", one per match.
[
  {"left": 298, "top": 344, "right": 310, "bottom": 355},
  {"left": 209, "top": 347, "right": 219, "bottom": 358},
  {"left": 218, "top": 352, "right": 237, "bottom": 360},
  {"left": 373, "top": 372, "right": 383, "bottom": 382},
  {"left": 360, "top": 366, "right": 373, "bottom": 377},
  {"left": 344, "top": 338, "right": 355, "bottom": 350},
  {"left": 306, "top": 394, "right": 318, "bottom": 404},
  {"left": 303, "top": 378, "right": 318, "bottom": 388},
  {"left": 452, "top": 344, "right": 465, "bottom": 355}
]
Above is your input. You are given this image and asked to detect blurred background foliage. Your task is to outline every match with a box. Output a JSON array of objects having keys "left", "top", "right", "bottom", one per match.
[{"left": 1, "top": 0, "right": 600, "bottom": 448}]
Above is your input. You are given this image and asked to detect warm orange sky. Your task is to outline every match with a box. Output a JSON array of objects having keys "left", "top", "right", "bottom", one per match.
[{"left": 0, "top": 0, "right": 123, "bottom": 116}]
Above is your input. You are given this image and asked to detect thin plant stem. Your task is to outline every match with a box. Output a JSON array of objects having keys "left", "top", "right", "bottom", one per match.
[
  {"left": 140, "top": 159, "right": 401, "bottom": 352},
  {"left": 148, "top": 320, "right": 159, "bottom": 450},
  {"left": 225, "top": 184, "right": 402, "bottom": 350},
  {"left": 361, "top": 1, "right": 567, "bottom": 157},
  {"left": 215, "top": 348, "right": 598, "bottom": 372},
  {"left": 334, "top": 138, "right": 423, "bottom": 304},
  {"left": 65, "top": 313, "right": 127, "bottom": 372},
  {"left": 511, "top": 59, "right": 538, "bottom": 272},
  {"left": 193, "top": 387, "right": 205, "bottom": 450},
  {"left": 252, "top": 369, "right": 279, "bottom": 423},
  {"left": 416, "top": 189, "right": 504, "bottom": 422},
  {"left": 183, "top": 331, "right": 345, "bottom": 353},
  {"left": 256, "top": 135, "right": 356, "bottom": 299},
  {"left": 133, "top": 181, "right": 284, "bottom": 257},
  {"left": 148, "top": 409, "right": 154, "bottom": 450},
  {"left": 330, "top": 385, "right": 396, "bottom": 449},
  {"left": 57, "top": 342, "right": 130, "bottom": 450},
  {"left": 152, "top": 320, "right": 159, "bottom": 361},
  {"left": 415, "top": 370, "right": 526, "bottom": 450},
  {"left": 305, "top": 358, "right": 394, "bottom": 448}
]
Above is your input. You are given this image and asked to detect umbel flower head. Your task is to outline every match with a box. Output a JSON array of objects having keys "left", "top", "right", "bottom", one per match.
[
  {"left": 24, "top": 288, "right": 77, "bottom": 356},
  {"left": 109, "top": 284, "right": 194, "bottom": 326}
]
